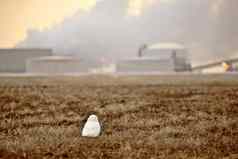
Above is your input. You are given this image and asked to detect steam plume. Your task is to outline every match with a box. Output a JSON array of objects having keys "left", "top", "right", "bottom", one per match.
[{"left": 17, "top": 0, "right": 238, "bottom": 65}]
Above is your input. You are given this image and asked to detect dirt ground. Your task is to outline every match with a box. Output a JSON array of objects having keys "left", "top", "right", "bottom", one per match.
[{"left": 0, "top": 74, "right": 237, "bottom": 159}]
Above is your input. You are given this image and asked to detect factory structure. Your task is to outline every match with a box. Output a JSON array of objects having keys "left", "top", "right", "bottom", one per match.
[
  {"left": 0, "top": 44, "right": 192, "bottom": 74},
  {"left": 26, "top": 56, "right": 100, "bottom": 74},
  {"left": 0, "top": 48, "right": 100, "bottom": 74},
  {"left": 116, "top": 43, "right": 192, "bottom": 73},
  {"left": 192, "top": 58, "right": 238, "bottom": 73},
  {"left": 0, "top": 45, "right": 237, "bottom": 75},
  {"left": 0, "top": 48, "right": 52, "bottom": 73}
]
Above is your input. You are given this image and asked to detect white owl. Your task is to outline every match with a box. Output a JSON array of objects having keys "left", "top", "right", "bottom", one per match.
[{"left": 82, "top": 114, "right": 101, "bottom": 137}]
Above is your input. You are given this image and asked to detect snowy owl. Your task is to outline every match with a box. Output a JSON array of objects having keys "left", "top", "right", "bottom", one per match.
[{"left": 81, "top": 114, "right": 101, "bottom": 137}]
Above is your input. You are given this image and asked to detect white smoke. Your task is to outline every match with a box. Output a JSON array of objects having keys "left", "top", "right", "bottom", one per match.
[{"left": 17, "top": 0, "right": 238, "bottom": 65}]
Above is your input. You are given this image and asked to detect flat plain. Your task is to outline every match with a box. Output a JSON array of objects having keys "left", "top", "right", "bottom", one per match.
[{"left": 0, "top": 74, "right": 237, "bottom": 158}]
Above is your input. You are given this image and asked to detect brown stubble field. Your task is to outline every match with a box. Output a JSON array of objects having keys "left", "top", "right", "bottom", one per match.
[{"left": 0, "top": 74, "right": 237, "bottom": 159}]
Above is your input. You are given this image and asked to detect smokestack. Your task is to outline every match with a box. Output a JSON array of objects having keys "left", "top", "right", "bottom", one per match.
[{"left": 138, "top": 44, "right": 147, "bottom": 57}]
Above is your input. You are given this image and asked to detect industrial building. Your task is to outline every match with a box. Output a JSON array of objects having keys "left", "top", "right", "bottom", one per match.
[
  {"left": 192, "top": 58, "right": 238, "bottom": 73},
  {"left": 116, "top": 43, "right": 191, "bottom": 73},
  {"left": 0, "top": 48, "right": 52, "bottom": 73},
  {"left": 26, "top": 56, "right": 100, "bottom": 74}
]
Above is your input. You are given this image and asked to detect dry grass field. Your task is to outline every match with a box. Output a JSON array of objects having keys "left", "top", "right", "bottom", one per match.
[{"left": 0, "top": 74, "right": 237, "bottom": 159}]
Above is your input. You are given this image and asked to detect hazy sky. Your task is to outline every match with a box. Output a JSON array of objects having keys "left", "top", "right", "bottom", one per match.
[
  {"left": 0, "top": 0, "right": 160, "bottom": 47},
  {"left": 2, "top": 0, "right": 238, "bottom": 65},
  {"left": 0, "top": 0, "right": 97, "bottom": 47}
]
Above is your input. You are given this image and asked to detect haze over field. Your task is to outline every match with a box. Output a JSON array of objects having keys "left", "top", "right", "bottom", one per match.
[{"left": 1, "top": 0, "right": 238, "bottom": 65}]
